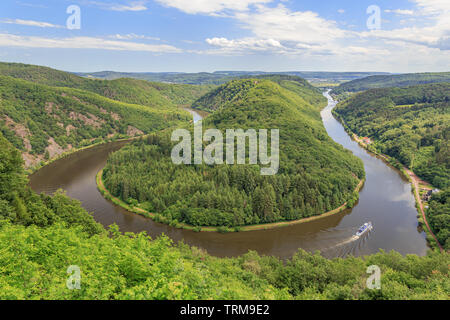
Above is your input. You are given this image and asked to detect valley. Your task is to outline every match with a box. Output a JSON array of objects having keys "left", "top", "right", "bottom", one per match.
[
  {"left": 0, "top": 62, "right": 447, "bottom": 300},
  {"left": 28, "top": 90, "right": 429, "bottom": 259}
]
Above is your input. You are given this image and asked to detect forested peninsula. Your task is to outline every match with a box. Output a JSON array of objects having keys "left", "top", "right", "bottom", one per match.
[{"left": 102, "top": 77, "right": 364, "bottom": 230}]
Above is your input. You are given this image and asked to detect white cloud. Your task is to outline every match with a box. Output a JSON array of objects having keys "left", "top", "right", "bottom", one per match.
[
  {"left": 85, "top": 1, "right": 148, "bottom": 12},
  {"left": 0, "top": 33, "right": 180, "bottom": 52},
  {"left": 412, "top": 0, "right": 450, "bottom": 15},
  {"left": 155, "top": 0, "right": 272, "bottom": 14},
  {"left": 384, "top": 9, "right": 414, "bottom": 15},
  {"left": 109, "top": 33, "right": 160, "bottom": 41},
  {"left": 4, "top": 0, "right": 447, "bottom": 71},
  {"left": 16, "top": 2, "right": 48, "bottom": 9},
  {"left": 1, "top": 19, "right": 63, "bottom": 28},
  {"left": 235, "top": 4, "right": 346, "bottom": 45},
  {"left": 110, "top": 1, "right": 148, "bottom": 11},
  {"left": 360, "top": 0, "right": 450, "bottom": 51},
  {"left": 205, "top": 37, "right": 285, "bottom": 54},
  {"left": 200, "top": 4, "right": 350, "bottom": 56},
  {"left": 197, "top": 0, "right": 448, "bottom": 71},
  {"left": 217, "top": 1, "right": 450, "bottom": 54}
]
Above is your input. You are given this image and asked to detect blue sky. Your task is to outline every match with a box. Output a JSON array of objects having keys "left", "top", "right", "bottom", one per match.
[{"left": 0, "top": 0, "right": 448, "bottom": 72}]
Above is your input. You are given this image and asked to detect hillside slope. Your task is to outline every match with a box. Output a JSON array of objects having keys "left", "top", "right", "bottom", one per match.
[
  {"left": 334, "top": 83, "right": 450, "bottom": 249},
  {"left": 76, "top": 70, "right": 389, "bottom": 85},
  {"left": 334, "top": 83, "right": 449, "bottom": 188},
  {"left": 192, "top": 75, "right": 324, "bottom": 112},
  {"left": 0, "top": 114, "right": 448, "bottom": 301},
  {"left": 0, "top": 62, "right": 213, "bottom": 109},
  {"left": 102, "top": 78, "right": 365, "bottom": 228},
  {"left": 0, "top": 75, "right": 189, "bottom": 168},
  {"left": 332, "top": 72, "right": 450, "bottom": 95}
]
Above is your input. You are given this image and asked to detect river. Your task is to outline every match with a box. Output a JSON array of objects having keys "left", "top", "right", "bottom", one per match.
[{"left": 29, "top": 95, "right": 428, "bottom": 259}]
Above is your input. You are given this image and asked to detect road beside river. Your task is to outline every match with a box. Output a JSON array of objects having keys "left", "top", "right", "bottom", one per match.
[{"left": 29, "top": 96, "right": 428, "bottom": 259}]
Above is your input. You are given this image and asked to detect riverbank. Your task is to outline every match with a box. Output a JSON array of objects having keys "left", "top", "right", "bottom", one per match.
[
  {"left": 332, "top": 111, "right": 444, "bottom": 252},
  {"left": 183, "top": 107, "right": 210, "bottom": 119},
  {"left": 405, "top": 168, "right": 444, "bottom": 252},
  {"left": 27, "top": 108, "right": 196, "bottom": 176},
  {"left": 26, "top": 136, "right": 135, "bottom": 176},
  {"left": 96, "top": 167, "right": 364, "bottom": 233},
  {"left": 29, "top": 91, "right": 429, "bottom": 258}
]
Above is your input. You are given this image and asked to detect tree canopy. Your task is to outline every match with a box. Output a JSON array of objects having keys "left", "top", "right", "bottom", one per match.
[{"left": 103, "top": 79, "right": 364, "bottom": 228}]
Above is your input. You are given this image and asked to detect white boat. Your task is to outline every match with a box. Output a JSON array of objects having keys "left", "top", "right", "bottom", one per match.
[{"left": 355, "top": 222, "right": 373, "bottom": 237}]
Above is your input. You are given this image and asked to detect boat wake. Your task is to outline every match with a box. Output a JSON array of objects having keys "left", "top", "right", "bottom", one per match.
[
  {"left": 321, "top": 223, "right": 374, "bottom": 258},
  {"left": 323, "top": 235, "right": 359, "bottom": 251}
]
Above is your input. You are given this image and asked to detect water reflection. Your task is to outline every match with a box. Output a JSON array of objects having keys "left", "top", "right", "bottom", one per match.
[{"left": 29, "top": 93, "right": 428, "bottom": 259}]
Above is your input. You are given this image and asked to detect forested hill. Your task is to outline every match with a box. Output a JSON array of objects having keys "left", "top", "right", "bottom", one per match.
[
  {"left": 332, "top": 72, "right": 450, "bottom": 95},
  {"left": 0, "top": 62, "right": 213, "bottom": 109},
  {"left": 242, "top": 74, "right": 325, "bottom": 109},
  {"left": 0, "top": 75, "right": 189, "bottom": 168},
  {"left": 333, "top": 83, "right": 450, "bottom": 250},
  {"left": 192, "top": 75, "right": 323, "bottom": 112},
  {"left": 76, "top": 70, "right": 389, "bottom": 85},
  {"left": 1, "top": 131, "right": 449, "bottom": 299},
  {"left": 102, "top": 78, "right": 365, "bottom": 228},
  {"left": 334, "top": 83, "right": 449, "bottom": 189}
]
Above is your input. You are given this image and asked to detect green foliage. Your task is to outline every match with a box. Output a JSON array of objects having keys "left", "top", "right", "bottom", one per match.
[
  {"left": 0, "top": 62, "right": 218, "bottom": 166},
  {"left": 0, "top": 132, "right": 103, "bottom": 234},
  {"left": 103, "top": 79, "right": 364, "bottom": 227},
  {"left": 192, "top": 75, "right": 324, "bottom": 112},
  {"left": 0, "top": 62, "right": 213, "bottom": 109},
  {"left": 0, "top": 75, "right": 189, "bottom": 164},
  {"left": 335, "top": 83, "right": 450, "bottom": 189},
  {"left": 0, "top": 131, "right": 27, "bottom": 201},
  {"left": 346, "top": 191, "right": 360, "bottom": 208},
  {"left": 333, "top": 72, "right": 450, "bottom": 95},
  {"left": 0, "top": 219, "right": 448, "bottom": 300},
  {"left": 248, "top": 74, "right": 325, "bottom": 108},
  {"left": 0, "top": 117, "right": 449, "bottom": 301},
  {"left": 335, "top": 83, "right": 449, "bottom": 250},
  {"left": 0, "top": 222, "right": 290, "bottom": 300},
  {"left": 427, "top": 188, "right": 450, "bottom": 250},
  {"left": 76, "top": 70, "right": 388, "bottom": 85}
]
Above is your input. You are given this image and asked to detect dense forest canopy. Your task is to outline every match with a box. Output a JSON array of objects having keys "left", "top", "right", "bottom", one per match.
[
  {"left": 0, "top": 61, "right": 448, "bottom": 299},
  {"left": 0, "top": 132, "right": 104, "bottom": 234},
  {"left": 332, "top": 72, "right": 450, "bottom": 95},
  {"left": 102, "top": 78, "right": 364, "bottom": 228},
  {"left": 334, "top": 83, "right": 449, "bottom": 189},
  {"left": 192, "top": 74, "right": 324, "bottom": 112},
  {"left": 334, "top": 83, "right": 450, "bottom": 250},
  {"left": 0, "top": 62, "right": 213, "bottom": 109},
  {"left": 0, "top": 130, "right": 449, "bottom": 300},
  {"left": 0, "top": 75, "right": 189, "bottom": 168},
  {"left": 0, "top": 62, "right": 448, "bottom": 300},
  {"left": 427, "top": 188, "right": 450, "bottom": 250}
]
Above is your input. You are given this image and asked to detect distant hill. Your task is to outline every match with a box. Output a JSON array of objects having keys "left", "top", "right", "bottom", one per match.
[
  {"left": 334, "top": 83, "right": 450, "bottom": 189},
  {"left": 0, "top": 62, "right": 213, "bottom": 109},
  {"left": 76, "top": 70, "right": 389, "bottom": 85},
  {"left": 332, "top": 72, "right": 450, "bottom": 95},
  {"left": 192, "top": 74, "right": 324, "bottom": 112},
  {"left": 0, "top": 75, "right": 189, "bottom": 168},
  {"left": 0, "top": 62, "right": 217, "bottom": 168}
]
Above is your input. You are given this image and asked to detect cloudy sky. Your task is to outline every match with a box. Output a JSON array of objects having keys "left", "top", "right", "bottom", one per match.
[{"left": 0, "top": 0, "right": 449, "bottom": 72}]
